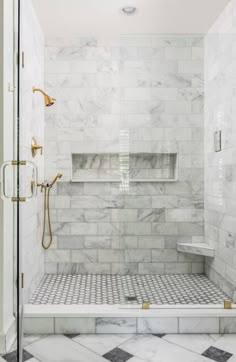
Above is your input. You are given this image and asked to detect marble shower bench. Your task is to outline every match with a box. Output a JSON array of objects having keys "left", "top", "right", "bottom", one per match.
[{"left": 177, "top": 242, "right": 215, "bottom": 258}]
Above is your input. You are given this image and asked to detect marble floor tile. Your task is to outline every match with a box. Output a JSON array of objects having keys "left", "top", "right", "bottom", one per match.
[
  {"left": 2, "top": 350, "right": 33, "bottom": 362},
  {"left": 65, "top": 333, "right": 80, "bottom": 339},
  {"left": 3, "top": 334, "right": 236, "bottom": 362},
  {"left": 163, "top": 334, "right": 216, "bottom": 354},
  {"left": 153, "top": 334, "right": 166, "bottom": 338},
  {"left": 73, "top": 334, "right": 133, "bottom": 355},
  {"left": 212, "top": 335, "right": 236, "bottom": 355},
  {"left": 210, "top": 335, "right": 224, "bottom": 342},
  {"left": 25, "top": 334, "right": 107, "bottom": 362},
  {"left": 202, "top": 346, "right": 232, "bottom": 362},
  {"left": 103, "top": 347, "right": 133, "bottom": 362},
  {"left": 24, "top": 334, "right": 48, "bottom": 347},
  {"left": 120, "top": 334, "right": 215, "bottom": 362}
]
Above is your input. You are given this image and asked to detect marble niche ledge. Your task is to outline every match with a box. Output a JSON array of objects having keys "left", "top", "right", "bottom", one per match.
[
  {"left": 71, "top": 152, "right": 178, "bottom": 183},
  {"left": 177, "top": 242, "right": 215, "bottom": 258}
]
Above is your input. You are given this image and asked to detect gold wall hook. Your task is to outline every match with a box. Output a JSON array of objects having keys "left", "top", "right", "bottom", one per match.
[{"left": 32, "top": 137, "right": 43, "bottom": 157}]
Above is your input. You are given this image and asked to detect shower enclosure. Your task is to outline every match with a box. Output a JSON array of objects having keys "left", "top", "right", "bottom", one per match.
[{"left": 1, "top": 0, "right": 236, "bottom": 360}]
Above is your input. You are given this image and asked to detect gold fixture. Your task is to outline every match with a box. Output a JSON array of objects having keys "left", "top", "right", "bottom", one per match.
[
  {"left": 142, "top": 300, "right": 151, "bottom": 310},
  {"left": 11, "top": 197, "right": 26, "bottom": 202},
  {"left": 224, "top": 300, "right": 232, "bottom": 309},
  {"left": 50, "top": 173, "right": 63, "bottom": 187},
  {"left": 31, "top": 137, "right": 43, "bottom": 157},
  {"left": 32, "top": 87, "right": 56, "bottom": 107},
  {"left": 11, "top": 160, "right": 26, "bottom": 166},
  {"left": 38, "top": 173, "right": 63, "bottom": 250}
]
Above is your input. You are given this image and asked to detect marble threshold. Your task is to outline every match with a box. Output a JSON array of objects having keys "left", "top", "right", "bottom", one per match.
[{"left": 177, "top": 242, "right": 215, "bottom": 257}]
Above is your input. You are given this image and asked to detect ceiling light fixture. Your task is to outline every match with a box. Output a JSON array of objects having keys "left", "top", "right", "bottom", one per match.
[{"left": 121, "top": 6, "right": 137, "bottom": 15}]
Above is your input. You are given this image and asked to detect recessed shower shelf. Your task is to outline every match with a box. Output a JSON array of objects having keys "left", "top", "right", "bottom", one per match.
[
  {"left": 177, "top": 242, "right": 215, "bottom": 258},
  {"left": 71, "top": 152, "right": 178, "bottom": 183}
]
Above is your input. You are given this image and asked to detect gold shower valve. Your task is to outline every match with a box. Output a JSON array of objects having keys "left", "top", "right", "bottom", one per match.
[{"left": 32, "top": 137, "right": 43, "bottom": 157}]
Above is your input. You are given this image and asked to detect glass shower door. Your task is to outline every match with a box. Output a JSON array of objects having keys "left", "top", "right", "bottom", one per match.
[{"left": 1, "top": 0, "right": 40, "bottom": 360}]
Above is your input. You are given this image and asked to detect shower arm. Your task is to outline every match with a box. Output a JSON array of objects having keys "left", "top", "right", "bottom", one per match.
[{"left": 33, "top": 87, "right": 48, "bottom": 96}]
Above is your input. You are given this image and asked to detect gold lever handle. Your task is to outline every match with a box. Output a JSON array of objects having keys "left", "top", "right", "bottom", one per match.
[{"left": 31, "top": 137, "right": 43, "bottom": 157}]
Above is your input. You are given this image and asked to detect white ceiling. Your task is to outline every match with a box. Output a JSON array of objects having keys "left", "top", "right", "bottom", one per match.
[{"left": 32, "top": 0, "right": 230, "bottom": 37}]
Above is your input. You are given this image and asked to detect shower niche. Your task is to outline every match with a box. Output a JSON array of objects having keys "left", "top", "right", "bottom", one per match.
[{"left": 71, "top": 153, "right": 178, "bottom": 182}]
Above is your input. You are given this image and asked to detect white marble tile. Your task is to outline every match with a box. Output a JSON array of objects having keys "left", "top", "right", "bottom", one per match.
[
  {"left": 73, "top": 334, "right": 133, "bottom": 355},
  {"left": 212, "top": 335, "right": 236, "bottom": 355},
  {"left": 96, "top": 318, "right": 136, "bottom": 334},
  {"left": 25, "top": 335, "right": 106, "bottom": 362},
  {"left": 209, "top": 334, "right": 223, "bottom": 342},
  {"left": 163, "top": 334, "right": 216, "bottom": 354},
  {"left": 24, "top": 334, "right": 48, "bottom": 347},
  {"left": 43, "top": 35, "right": 205, "bottom": 277},
  {"left": 55, "top": 318, "right": 95, "bottom": 334},
  {"left": 24, "top": 318, "right": 54, "bottom": 334},
  {"left": 138, "top": 318, "right": 178, "bottom": 334},
  {"left": 121, "top": 334, "right": 211, "bottom": 362},
  {"left": 220, "top": 318, "right": 236, "bottom": 333},
  {"left": 179, "top": 318, "right": 219, "bottom": 334}
]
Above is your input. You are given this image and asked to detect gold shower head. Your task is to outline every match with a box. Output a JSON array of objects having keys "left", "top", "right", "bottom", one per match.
[{"left": 33, "top": 87, "right": 56, "bottom": 107}]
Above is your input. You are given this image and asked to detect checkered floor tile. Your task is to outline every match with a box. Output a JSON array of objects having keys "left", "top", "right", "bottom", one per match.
[
  {"left": 2, "top": 334, "right": 236, "bottom": 362},
  {"left": 29, "top": 274, "right": 229, "bottom": 305}
]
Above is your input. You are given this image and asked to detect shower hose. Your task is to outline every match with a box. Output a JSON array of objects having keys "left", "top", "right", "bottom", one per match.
[{"left": 41, "top": 185, "right": 53, "bottom": 250}]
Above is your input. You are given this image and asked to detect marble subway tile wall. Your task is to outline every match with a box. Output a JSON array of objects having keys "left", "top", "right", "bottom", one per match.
[
  {"left": 44, "top": 35, "right": 204, "bottom": 275},
  {"left": 204, "top": 0, "right": 236, "bottom": 298},
  {"left": 21, "top": 0, "right": 45, "bottom": 302}
]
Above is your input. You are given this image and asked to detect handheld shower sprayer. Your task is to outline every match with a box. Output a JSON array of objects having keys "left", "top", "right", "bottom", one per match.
[{"left": 38, "top": 173, "right": 63, "bottom": 250}]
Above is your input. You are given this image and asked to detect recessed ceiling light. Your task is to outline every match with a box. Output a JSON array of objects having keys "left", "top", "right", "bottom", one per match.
[{"left": 121, "top": 6, "right": 137, "bottom": 15}]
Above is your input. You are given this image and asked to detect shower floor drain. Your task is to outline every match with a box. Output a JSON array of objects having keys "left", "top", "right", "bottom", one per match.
[
  {"left": 125, "top": 295, "right": 137, "bottom": 302},
  {"left": 29, "top": 274, "right": 229, "bottom": 305}
]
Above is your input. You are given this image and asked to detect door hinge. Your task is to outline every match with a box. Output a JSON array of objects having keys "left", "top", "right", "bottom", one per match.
[
  {"left": 8, "top": 83, "right": 16, "bottom": 92},
  {"left": 11, "top": 197, "right": 26, "bottom": 202},
  {"left": 11, "top": 160, "right": 27, "bottom": 166},
  {"left": 22, "top": 51, "right": 25, "bottom": 68},
  {"left": 21, "top": 273, "right": 24, "bottom": 289}
]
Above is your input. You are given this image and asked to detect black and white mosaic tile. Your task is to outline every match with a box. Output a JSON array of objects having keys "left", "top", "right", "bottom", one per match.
[{"left": 29, "top": 274, "right": 229, "bottom": 305}]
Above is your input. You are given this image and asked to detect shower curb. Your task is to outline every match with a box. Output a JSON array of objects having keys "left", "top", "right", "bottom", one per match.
[{"left": 24, "top": 304, "right": 236, "bottom": 334}]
